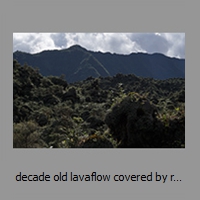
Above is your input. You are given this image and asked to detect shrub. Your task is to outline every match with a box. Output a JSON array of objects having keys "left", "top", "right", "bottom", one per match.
[
  {"left": 13, "top": 120, "right": 46, "bottom": 148},
  {"left": 105, "top": 93, "right": 184, "bottom": 148}
]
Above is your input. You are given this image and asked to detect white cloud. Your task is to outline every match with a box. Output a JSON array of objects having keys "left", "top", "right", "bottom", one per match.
[
  {"left": 13, "top": 33, "right": 58, "bottom": 53},
  {"left": 50, "top": 33, "right": 68, "bottom": 48},
  {"left": 127, "top": 33, "right": 170, "bottom": 55},
  {"left": 13, "top": 32, "right": 185, "bottom": 58},
  {"left": 161, "top": 33, "right": 185, "bottom": 58}
]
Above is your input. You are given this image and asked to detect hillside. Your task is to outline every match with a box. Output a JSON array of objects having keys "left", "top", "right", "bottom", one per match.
[
  {"left": 13, "top": 45, "right": 185, "bottom": 83},
  {"left": 13, "top": 60, "right": 185, "bottom": 148}
]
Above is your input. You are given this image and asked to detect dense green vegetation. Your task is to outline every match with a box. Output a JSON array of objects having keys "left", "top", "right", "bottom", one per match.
[{"left": 13, "top": 59, "right": 185, "bottom": 148}]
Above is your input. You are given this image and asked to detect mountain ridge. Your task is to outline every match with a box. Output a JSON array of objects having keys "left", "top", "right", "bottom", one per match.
[{"left": 13, "top": 45, "right": 185, "bottom": 83}]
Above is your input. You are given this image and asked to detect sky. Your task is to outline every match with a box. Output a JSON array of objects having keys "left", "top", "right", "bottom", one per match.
[{"left": 13, "top": 33, "right": 185, "bottom": 59}]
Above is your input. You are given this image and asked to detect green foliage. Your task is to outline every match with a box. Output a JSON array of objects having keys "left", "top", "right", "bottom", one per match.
[
  {"left": 13, "top": 120, "right": 46, "bottom": 148},
  {"left": 13, "top": 60, "right": 185, "bottom": 148},
  {"left": 73, "top": 116, "right": 84, "bottom": 124},
  {"left": 105, "top": 92, "right": 184, "bottom": 148},
  {"left": 77, "top": 131, "right": 114, "bottom": 148}
]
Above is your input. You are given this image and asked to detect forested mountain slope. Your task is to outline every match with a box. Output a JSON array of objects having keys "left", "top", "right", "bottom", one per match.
[{"left": 13, "top": 45, "right": 185, "bottom": 83}]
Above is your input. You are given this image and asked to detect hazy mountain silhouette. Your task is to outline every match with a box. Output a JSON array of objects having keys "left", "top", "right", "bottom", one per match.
[{"left": 13, "top": 44, "right": 185, "bottom": 83}]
